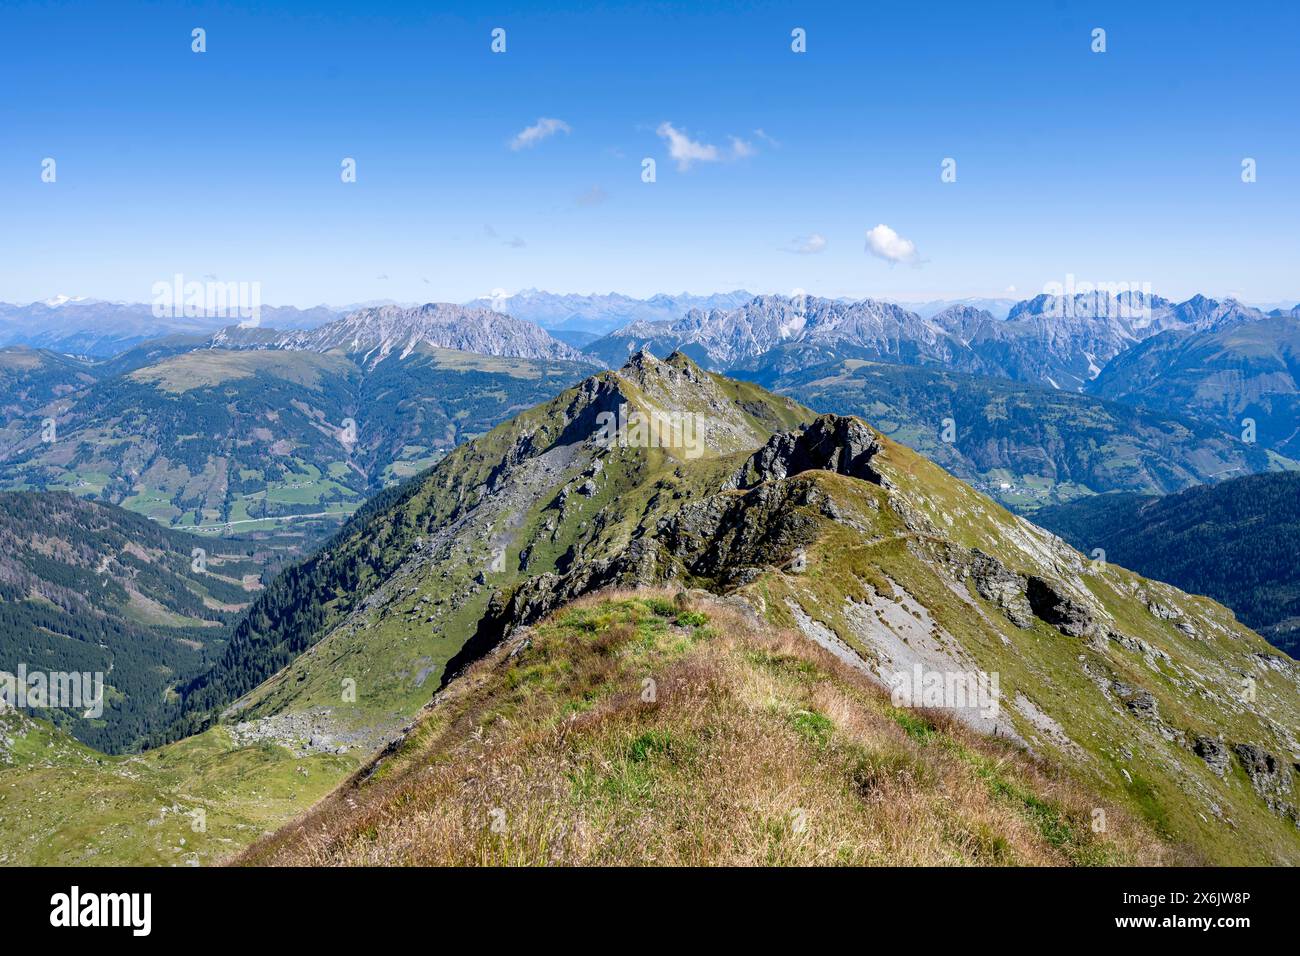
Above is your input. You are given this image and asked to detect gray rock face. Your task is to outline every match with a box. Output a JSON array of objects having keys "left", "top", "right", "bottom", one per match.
[
  {"left": 1193, "top": 735, "right": 1231, "bottom": 775},
  {"left": 732, "top": 415, "right": 886, "bottom": 489},
  {"left": 657, "top": 478, "right": 834, "bottom": 587},
  {"left": 1233, "top": 743, "right": 1292, "bottom": 797},
  {"left": 1116, "top": 684, "right": 1159, "bottom": 722},
  {"left": 1025, "top": 576, "right": 1100, "bottom": 640},
  {"left": 968, "top": 550, "right": 1035, "bottom": 628}
]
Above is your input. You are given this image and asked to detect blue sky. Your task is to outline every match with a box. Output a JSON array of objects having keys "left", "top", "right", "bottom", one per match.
[{"left": 2, "top": 0, "right": 1297, "bottom": 307}]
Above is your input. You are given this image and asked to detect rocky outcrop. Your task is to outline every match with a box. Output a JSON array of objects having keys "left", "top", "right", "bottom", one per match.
[
  {"left": 1233, "top": 743, "right": 1293, "bottom": 800},
  {"left": 967, "top": 550, "right": 1035, "bottom": 628},
  {"left": 732, "top": 415, "right": 886, "bottom": 489},
  {"left": 1114, "top": 682, "right": 1159, "bottom": 721},
  {"left": 657, "top": 477, "right": 834, "bottom": 587},
  {"left": 1025, "top": 576, "right": 1101, "bottom": 640},
  {"left": 960, "top": 548, "right": 1104, "bottom": 640},
  {"left": 1193, "top": 735, "right": 1231, "bottom": 775}
]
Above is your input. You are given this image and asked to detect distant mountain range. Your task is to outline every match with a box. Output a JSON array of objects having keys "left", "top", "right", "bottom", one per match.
[
  {"left": 0, "top": 292, "right": 767, "bottom": 354},
  {"left": 460, "top": 289, "right": 757, "bottom": 333},
  {"left": 584, "top": 291, "right": 1291, "bottom": 391},
  {"left": 211, "top": 302, "right": 589, "bottom": 365},
  {"left": 0, "top": 299, "right": 344, "bottom": 357},
  {"left": 6, "top": 289, "right": 1298, "bottom": 535},
  {"left": 9, "top": 289, "right": 1294, "bottom": 374}
]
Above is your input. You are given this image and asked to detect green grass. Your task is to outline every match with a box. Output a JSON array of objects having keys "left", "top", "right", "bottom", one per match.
[
  {"left": 789, "top": 709, "right": 834, "bottom": 746},
  {"left": 0, "top": 713, "right": 358, "bottom": 866}
]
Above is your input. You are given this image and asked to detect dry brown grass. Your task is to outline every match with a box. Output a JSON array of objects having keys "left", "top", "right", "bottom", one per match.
[{"left": 235, "top": 588, "right": 1173, "bottom": 867}]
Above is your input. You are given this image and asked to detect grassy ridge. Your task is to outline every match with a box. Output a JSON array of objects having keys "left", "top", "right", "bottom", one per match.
[{"left": 239, "top": 592, "right": 1166, "bottom": 866}]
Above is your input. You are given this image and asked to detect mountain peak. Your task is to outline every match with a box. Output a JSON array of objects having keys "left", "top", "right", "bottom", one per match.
[
  {"left": 211, "top": 302, "right": 592, "bottom": 367},
  {"left": 621, "top": 345, "right": 662, "bottom": 371}
]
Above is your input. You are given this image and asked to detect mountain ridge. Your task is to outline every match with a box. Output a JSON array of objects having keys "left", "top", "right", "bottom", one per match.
[
  {"left": 1088, "top": 315, "right": 1300, "bottom": 456},
  {"left": 142, "top": 351, "right": 1300, "bottom": 865},
  {"left": 3, "top": 352, "right": 1298, "bottom": 865},
  {"left": 585, "top": 291, "right": 1276, "bottom": 393},
  {"left": 211, "top": 302, "right": 591, "bottom": 366}
]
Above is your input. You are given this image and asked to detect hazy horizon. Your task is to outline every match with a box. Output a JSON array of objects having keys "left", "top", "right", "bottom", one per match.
[{"left": 3, "top": 286, "right": 1296, "bottom": 314}]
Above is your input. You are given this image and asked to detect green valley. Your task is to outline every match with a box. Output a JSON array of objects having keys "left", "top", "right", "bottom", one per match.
[{"left": 0, "top": 343, "right": 596, "bottom": 551}]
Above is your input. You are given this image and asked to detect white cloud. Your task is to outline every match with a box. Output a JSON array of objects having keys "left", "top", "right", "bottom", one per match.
[
  {"left": 729, "top": 136, "right": 756, "bottom": 159},
  {"left": 656, "top": 122, "right": 757, "bottom": 170},
  {"left": 793, "top": 233, "right": 827, "bottom": 255},
  {"left": 864, "top": 224, "right": 919, "bottom": 265},
  {"left": 510, "top": 117, "right": 571, "bottom": 151},
  {"left": 657, "top": 122, "right": 719, "bottom": 169}
]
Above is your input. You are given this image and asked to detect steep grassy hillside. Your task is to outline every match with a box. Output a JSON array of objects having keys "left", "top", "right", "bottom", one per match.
[
  {"left": 1036, "top": 473, "right": 1300, "bottom": 657},
  {"left": 240, "top": 592, "right": 1167, "bottom": 866},
  {"left": 757, "top": 358, "right": 1294, "bottom": 512},
  {"left": 0, "top": 492, "right": 263, "bottom": 752}
]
